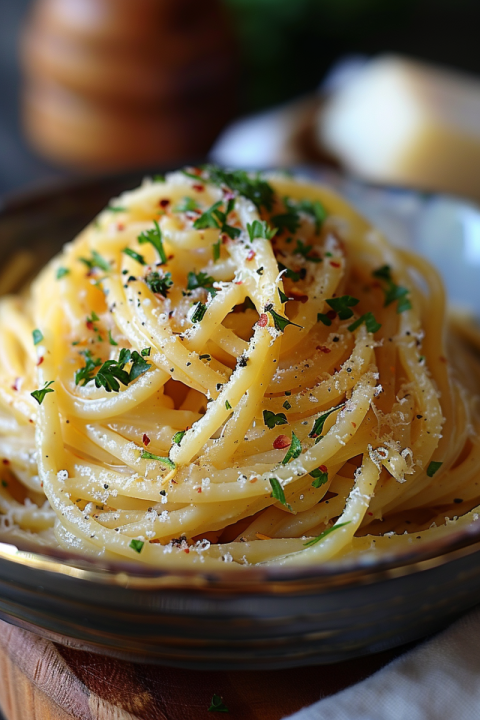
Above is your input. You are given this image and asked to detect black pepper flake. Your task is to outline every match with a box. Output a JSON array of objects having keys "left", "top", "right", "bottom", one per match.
[
  {"left": 333, "top": 336, "right": 339, "bottom": 342},
  {"left": 216, "top": 383, "right": 224, "bottom": 391},
  {"left": 103, "top": 484, "right": 109, "bottom": 489},
  {"left": 454, "top": 498, "right": 463, "bottom": 504},
  {"left": 237, "top": 355, "right": 248, "bottom": 368},
  {"left": 186, "top": 362, "right": 192, "bottom": 367},
  {"left": 160, "top": 490, "right": 166, "bottom": 496}
]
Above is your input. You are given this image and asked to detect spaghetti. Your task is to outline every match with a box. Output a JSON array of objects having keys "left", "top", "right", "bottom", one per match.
[{"left": 0, "top": 167, "right": 479, "bottom": 568}]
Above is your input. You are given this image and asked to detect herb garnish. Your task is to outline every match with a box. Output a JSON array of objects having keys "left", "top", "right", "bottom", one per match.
[
  {"left": 269, "top": 477, "right": 292, "bottom": 511},
  {"left": 310, "top": 466, "right": 329, "bottom": 487},
  {"left": 294, "top": 239, "right": 322, "bottom": 263},
  {"left": 174, "top": 197, "right": 199, "bottom": 213},
  {"left": 347, "top": 312, "right": 381, "bottom": 334},
  {"left": 326, "top": 295, "right": 359, "bottom": 320},
  {"left": 32, "top": 329, "right": 43, "bottom": 346},
  {"left": 309, "top": 403, "right": 346, "bottom": 441},
  {"left": 208, "top": 694, "right": 229, "bottom": 713},
  {"left": 187, "top": 271, "right": 217, "bottom": 297},
  {"left": 427, "top": 461, "right": 443, "bottom": 477},
  {"left": 109, "top": 205, "right": 126, "bottom": 213},
  {"left": 283, "top": 400, "right": 291, "bottom": 410},
  {"left": 296, "top": 198, "right": 327, "bottom": 234},
  {"left": 304, "top": 521, "right": 351, "bottom": 547},
  {"left": 75, "top": 348, "right": 151, "bottom": 392},
  {"left": 372, "top": 265, "right": 411, "bottom": 313},
  {"left": 190, "top": 302, "right": 207, "bottom": 324},
  {"left": 225, "top": 400, "right": 232, "bottom": 410},
  {"left": 264, "top": 304, "right": 302, "bottom": 333},
  {"left": 263, "top": 410, "right": 288, "bottom": 429},
  {"left": 122, "top": 248, "right": 146, "bottom": 265},
  {"left": 271, "top": 209, "right": 300, "bottom": 234},
  {"left": 203, "top": 165, "right": 275, "bottom": 211},
  {"left": 172, "top": 430, "right": 185, "bottom": 445},
  {"left": 138, "top": 221, "right": 167, "bottom": 264},
  {"left": 108, "top": 330, "right": 118, "bottom": 346},
  {"left": 281, "top": 432, "right": 301, "bottom": 465},
  {"left": 193, "top": 198, "right": 240, "bottom": 240},
  {"left": 317, "top": 313, "right": 332, "bottom": 326},
  {"left": 247, "top": 220, "right": 277, "bottom": 242},
  {"left": 140, "top": 451, "right": 175, "bottom": 469},
  {"left": 75, "top": 350, "right": 102, "bottom": 386},
  {"left": 56, "top": 267, "right": 70, "bottom": 280},
  {"left": 278, "top": 263, "right": 303, "bottom": 282},
  {"left": 31, "top": 380, "right": 54, "bottom": 405},
  {"left": 145, "top": 270, "right": 173, "bottom": 297},
  {"left": 79, "top": 250, "right": 110, "bottom": 273},
  {"left": 129, "top": 539, "right": 144, "bottom": 553}
]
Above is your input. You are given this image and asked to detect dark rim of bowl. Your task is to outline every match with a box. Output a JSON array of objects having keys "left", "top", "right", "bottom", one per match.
[{"left": 0, "top": 168, "right": 479, "bottom": 592}]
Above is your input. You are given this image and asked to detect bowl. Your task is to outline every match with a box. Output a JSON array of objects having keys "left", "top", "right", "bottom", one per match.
[{"left": 0, "top": 167, "right": 480, "bottom": 670}]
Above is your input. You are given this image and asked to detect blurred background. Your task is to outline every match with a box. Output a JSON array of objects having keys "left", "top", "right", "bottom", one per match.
[{"left": 3, "top": 0, "right": 480, "bottom": 197}]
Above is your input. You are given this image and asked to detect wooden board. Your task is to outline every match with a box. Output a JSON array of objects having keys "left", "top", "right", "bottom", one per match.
[{"left": 0, "top": 618, "right": 407, "bottom": 719}]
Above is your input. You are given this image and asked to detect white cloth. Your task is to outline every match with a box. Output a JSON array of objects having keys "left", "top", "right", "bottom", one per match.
[{"left": 285, "top": 606, "right": 480, "bottom": 720}]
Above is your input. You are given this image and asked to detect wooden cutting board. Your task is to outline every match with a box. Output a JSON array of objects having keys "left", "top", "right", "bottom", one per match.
[{"left": 0, "top": 618, "right": 407, "bottom": 720}]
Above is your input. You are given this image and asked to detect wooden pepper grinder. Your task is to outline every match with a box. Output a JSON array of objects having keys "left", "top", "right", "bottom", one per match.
[{"left": 20, "top": 0, "right": 238, "bottom": 170}]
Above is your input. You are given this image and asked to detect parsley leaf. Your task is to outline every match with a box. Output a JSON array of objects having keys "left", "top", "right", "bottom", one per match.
[
  {"left": 283, "top": 400, "right": 291, "bottom": 410},
  {"left": 225, "top": 400, "right": 232, "bottom": 410},
  {"left": 193, "top": 200, "right": 223, "bottom": 230},
  {"left": 271, "top": 209, "right": 300, "bottom": 234},
  {"left": 123, "top": 247, "right": 146, "bottom": 265},
  {"left": 129, "top": 539, "right": 144, "bottom": 553},
  {"left": 128, "top": 350, "right": 152, "bottom": 381},
  {"left": 203, "top": 165, "right": 275, "bottom": 211},
  {"left": 108, "top": 330, "right": 118, "bottom": 346},
  {"left": 326, "top": 295, "right": 359, "bottom": 320},
  {"left": 56, "top": 267, "right": 70, "bottom": 280},
  {"left": 79, "top": 250, "right": 110, "bottom": 273},
  {"left": 76, "top": 348, "right": 151, "bottom": 392},
  {"left": 140, "top": 451, "right": 175, "bottom": 469},
  {"left": 294, "top": 239, "right": 322, "bottom": 263},
  {"left": 265, "top": 304, "right": 303, "bottom": 333},
  {"left": 278, "top": 288, "right": 291, "bottom": 304},
  {"left": 317, "top": 313, "right": 332, "bottom": 326},
  {"left": 309, "top": 403, "right": 345, "bottom": 441},
  {"left": 247, "top": 220, "right": 277, "bottom": 242},
  {"left": 347, "top": 312, "right": 382, "bottom": 334},
  {"left": 212, "top": 238, "right": 222, "bottom": 262},
  {"left": 174, "top": 197, "right": 199, "bottom": 213},
  {"left": 310, "top": 466, "right": 329, "bottom": 487},
  {"left": 141, "top": 348, "right": 151, "bottom": 357},
  {"left": 263, "top": 410, "right": 288, "bottom": 429},
  {"left": 278, "top": 263, "right": 302, "bottom": 282},
  {"left": 109, "top": 205, "right": 126, "bottom": 213},
  {"left": 281, "top": 431, "right": 302, "bottom": 465},
  {"left": 32, "top": 329, "right": 43, "bottom": 346},
  {"left": 187, "top": 271, "right": 217, "bottom": 297},
  {"left": 372, "top": 265, "right": 411, "bottom": 314},
  {"left": 269, "top": 477, "right": 292, "bottom": 511},
  {"left": 75, "top": 350, "right": 102, "bottom": 386},
  {"left": 145, "top": 270, "right": 173, "bottom": 297},
  {"left": 31, "top": 380, "right": 55, "bottom": 405},
  {"left": 427, "top": 461, "right": 443, "bottom": 477},
  {"left": 304, "top": 521, "right": 351, "bottom": 547},
  {"left": 190, "top": 302, "right": 207, "bottom": 323},
  {"left": 138, "top": 221, "right": 167, "bottom": 264},
  {"left": 194, "top": 199, "right": 240, "bottom": 240},
  {"left": 153, "top": 174, "right": 165, "bottom": 182},
  {"left": 208, "top": 694, "right": 229, "bottom": 713},
  {"left": 296, "top": 198, "right": 327, "bottom": 234},
  {"left": 172, "top": 430, "right": 185, "bottom": 445}
]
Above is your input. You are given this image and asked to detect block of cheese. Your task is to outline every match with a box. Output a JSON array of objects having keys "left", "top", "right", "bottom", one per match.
[{"left": 317, "top": 55, "right": 480, "bottom": 200}]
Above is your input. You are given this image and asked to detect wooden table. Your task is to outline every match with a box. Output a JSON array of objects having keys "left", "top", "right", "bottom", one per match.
[{"left": 0, "top": 618, "right": 409, "bottom": 719}]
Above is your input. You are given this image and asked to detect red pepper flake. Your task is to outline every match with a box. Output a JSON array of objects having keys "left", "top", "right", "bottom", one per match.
[
  {"left": 250, "top": 477, "right": 258, "bottom": 484},
  {"left": 117, "top": 223, "right": 125, "bottom": 231},
  {"left": 327, "top": 310, "right": 337, "bottom": 320},
  {"left": 235, "top": 280, "right": 244, "bottom": 285},
  {"left": 183, "top": 548, "right": 190, "bottom": 553},
  {"left": 192, "top": 184, "right": 204, "bottom": 192},
  {"left": 351, "top": 422, "right": 357, "bottom": 428},
  {"left": 142, "top": 434, "right": 151, "bottom": 446},
  {"left": 11, "top": 378, "right": 19, "bottom": 391},
  {"left": 273, "top": 435, "right": 290, "bottom": 450},
  {"left": 2, "top": 459, "right": 10, "bottom": 466},
  {"left": 330, "top": 260, "right": 341, "bottom": 268},
  {"left": 257, "top": 313, "right": 268, "bottom": 328},
  {"left": 316, "top": 345, "right": 331, "bottom": 354},
  {"left": 37, "top": 356, "right": 44, "bottom": 366},
  {"left": 222, "top": 234, "right": 229, "bottom": 244},
  {"left": 319, "top": 465, "right": 328, "bottom": 474},
  {"left": 29, "top": 419, "right": 34, "bottom": 424},
  {"left": 197, "top": 487, "right": 202, "bottom": 493},
  {"left": 168, "top": 254, "right": 174, "bottom": 261},
  {"left": 368, "top": 511, "right": 373, "bottom": 516},
  {"left": 159, "top": 199, "right": 170, "bottom": 208},
  {"left": 440, "top": 356, "right": 447, "bottom": 363},
  {"left": 246, "top": 250, "right": 256, "bottom": 261},
  {"left": 86, "top": 321, "right": 94, "bottom": 330}
]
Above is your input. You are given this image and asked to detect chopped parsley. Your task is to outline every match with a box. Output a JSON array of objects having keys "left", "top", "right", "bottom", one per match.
[
  {"left": 145, "top": 270, "right": 173, "bottom": 297},
  {"left": 294, "top": 239, "right": 322, "bottom": 263},
  {"left": 190, "top": 302, "right": 207, "bottom": 324},
  {"left": 75, "top": 350, "right": 102, "bottom": 386},
  {"left": 203, "top": 165, "right": 275, "bottom": 211},
  {"left": 278, "top": 263, "right": 302, "bottom": 282},
  {"left": 310, "top": 466, "right": 329, "bottom": 488},
  {"left": 172, "top": 430, "right": 185, "bottom": 445},
  {"left": 174, "top": 197, "right": 199, "bottom": 213},
  {"left": 296, "top": 198, "right": 327, "bottom": 234},
  {"left": 281, "top": 432, "right": 301, "bottom": 465},
  {"left": 208, "top": 694, "right": 229, "bottom": 713},
  {"left": 304, "top": 521, "right": 351, "bottom": 548},
  {"left": 122, "top": 248, "right": 146, "bottom": 265},
  {"left": 75, "top": 348, "right": 151, "bottom": 392},
  {"left": 141, "top": 348, "right": 151, "bottom": 357},
  {"left": 278, "top": 288, "right": 291, "bottom": 304},
  {"left": 347, "top": 312, "right": 382, "bottom": 334},
  {"left": 79, "top": 250, "right": 110, "bottom": 273},
  {"left": 309, "top": 403, "right": 345, "bottom": 441},
  {"left": 32, "top": 329, "right": 43, "bottom": 346},
  {"left": 317, "top": 313, "right": 332, "bottom": 326},
  {"left": 109, "top": 205, "right": 126, "bottom": 213},
  {"left": 264, "top": 304, "right": 302, "bottom": 333},
  {"left": 31, "top": 380, "right": 54, "bottom": 405},
  {"left": 138, "top": 221, "right": 167, "bottom": 264},
  {"left": 153, "top": 174, "right": 165, "bottom": 182},
  {"left": 212, "top": 238, "right": 222, "bottom": 262},
  {"left": 225, "top": 400, "right": 232, "bottom": 410},
  {"left": 193, "top": 198, "right": 240, "bottom": 240},
  {"left": 247, "top": 220, "right": 277, "bottom": 242},
  {"left": 108, "top": 330, "right": 118, "bottom": 346},
  {"left": 427, "top": 461, "right": 443, "bottom": 477},
  {"left": 372, "top": 265, "right": 411, "bottom": 313},
  {"left": 129, "top": 539, "right": 144, "bottom": 553},
  {"left": 140, "top": 451, "right": 175, "bottom": 469},
  {"left": 263, "top": 410, "right": 288, "bottom": 429},
  {"left": 56, "top": 267, "right": 70, "bottom": 280},
  {"left": 326, "top": 295, "right": 359, "bottom": 320},
  {"left": 271, "top": 209, "right": 300, "bottom": 234},
  {"left": 269, "top": 477, "right": 292, "bottom": 511},
  {"left": 187, "top": 271, "right": 217, "bottom": 297},
  {"left": 283, "top": 400, "right": 291, "bottom": 410}
]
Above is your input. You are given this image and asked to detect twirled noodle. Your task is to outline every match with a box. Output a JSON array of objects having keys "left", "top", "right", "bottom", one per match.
[{"left": 0, "top": 167, "right": 479, "bottom": 569}]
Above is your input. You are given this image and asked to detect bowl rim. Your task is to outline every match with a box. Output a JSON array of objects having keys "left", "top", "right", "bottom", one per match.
[{"left": 1, "top": 167, "right": 480, "bottom": 593}]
